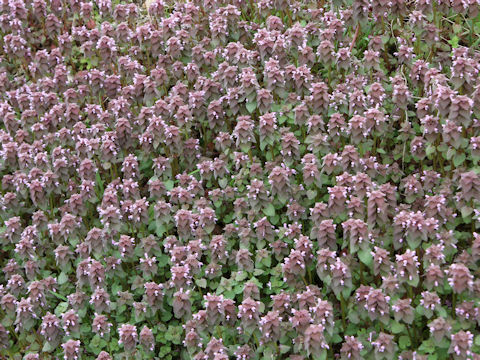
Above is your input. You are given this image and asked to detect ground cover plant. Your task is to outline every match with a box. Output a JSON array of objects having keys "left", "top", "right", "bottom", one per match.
[{"left": 2, "top": 0, "right": 480, "bottom": 359}]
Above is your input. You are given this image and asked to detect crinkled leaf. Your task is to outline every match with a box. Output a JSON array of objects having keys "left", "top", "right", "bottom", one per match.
[
  {"left": 358, "top": 248, "right": 373, "bottom": 266},
  {"left": 58, "top": 272, "right": 68, "bottom": 285},
  {"left": 195, "top": 278, "right": 207, "bottom": 288},
  {"left": 390, "top": 321, "right": 405, "bottom": 334},
  {"left": 263, "top": 203, "right": 276, "bottom": 217},
  {"left": 246, "top": 101, "right": 257, "bottom": 113},
  {"left": 453, "top": 152, "right": 466, "bottom": 167}
]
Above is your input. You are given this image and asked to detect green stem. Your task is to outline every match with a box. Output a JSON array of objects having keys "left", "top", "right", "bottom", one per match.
[
  {"left": 433, "top": 0, "right": 439, "bottom": 28},
  {"left": 252, "top": 331, "right": 260, "bottom": 349},
  {"left": 406, "top": 324, "right": 415, "bottom": 348},
  {"left": 50, "top": 194, "right": 55, "bottom": 219},
  {"left": 349, "top": 23, "right": 361, "bottom": 53},
  {"left": 172, "top": 155, "right": 179, "bottom": 177},
  {"left": 359, "top": 261, "right": 365, "bottom": 284},
  {"left": 340, "top": 293, "right": 347, "bottom": 332},
  {"left": 407, "top": 284, "right": 414, "bottom": 300},
  {"left": 452, "top": 293, "right": 456, "bottom": 319}
]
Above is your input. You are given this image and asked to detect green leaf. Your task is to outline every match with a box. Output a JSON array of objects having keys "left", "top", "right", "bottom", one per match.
[
  {"left": 348, "top": 310, "right": 359, "bottom": 324},
  {"left": 164, "top": 180, "right": 174, "bottom": 191},
  {"left": 223, "top": 290, "right": 235, "bottom": 299},
  {"left": 475, "top": 335, "right": 480, "bottom": 346},
  {"left": 449, "top": 35, "right": 459, "bottom": 48},
  {"left": 195, "top": 278, "right": 207, "bottom": 288},
  {"left": 165, "top": 325, "right": 183, "bottom": 345},
  {"left": 256, "top": 240, "right": 266, "bottom": 251},
  {"left": 42, "top": 342, "right": 54, "bottom": 353},
  {"left": 263, "top": 203, "right": 276, "bottom": 217},
  {"left": 461, "top": 206, "right": 473, "bottom": 219},
  {"left": 263, "top": 347, "right": 274, "bottom": 360},
  {"left": 55, "top": 302, "right": 68, "bottom": 316},
  {"left": 246, "top": 101, "right": 257, "bottom": 113},
  {"left": 390, "top": 321, "right": 405, "bottom": 334},
  {"left": 426, "top": 144, "right": 436, "bottom": 157},
  {"left": 96, "top": 171, "right": 104, "bottom": 194},
  {"left": 307, "top": 190, "right": 317, "bottom": 199},
  {"left": 158, "top": 345, "right": 172, "bottom": 357},
  {"left": 235, "top": 271, "right": 248, "bottom": 282},
  {"left": 260, "top": 140, "right": 267, "bottom": 151},
  {"left": 342, "top": 287, "right": 352, "bottom": 300},
  {"left": 49, "top": 290, "right": 67, "bottom": 301},
  {"left": 118, "top": 304, "right": 126, "bottom": 315},
  {"left": 218, "top": 178, "right": 228, "bottom": 188},
  {"left": 419, "top": 338, "right": 436, "bottom": 353},
  {"left": 161, "top": 311, "right": 172, "bottom": 322},
  {"left": 58, "top": 272, "right": 68, "bottom": 285},
  {"left": 270, "top": 214, "right": 279, "bottom": 225},
  {"left": 436, "top": 307, "right": 447, "bottom": 318},
  {"left": 453, "top": 23, "right": 462, "bottom": 34},
  {"left": 279, "top": 345, "right": 290, "bottom": 354},
  {"left": 312, "top": 350, "right": 327, "bottom": 360},
  {"left": 453, "top": 152, "right": 466, "bottom": 167},
  {"left": 253, "top": 269, "right": 264, "bottom": 276},
  {"left": 407, "top": 275, "right": 419, "bottom": 287},
  {"left": 358, "top": 248, "right": 373, "bottom": 266},
  {"left": 399, "top": 335, "right": 411, "bottom": 349},
  {"left": 89, "top": 335, "right": 107, "bottom": 355},
  {"left": 446, "top": 147, "right": 456, "bottom": 160},
  {"left": 158, "top": 253, "right": 170, "bottom": 267},
  {"left": 240, "top": 143, "right": 251, "bottom": 153},
  {"left": 1, "top": 317, "right": 13, "bottom": 327},
  {"left": 407, "top": 236, "right": 422, "bottom": 249},
  {"left": 332, "top": 334, "right": 343, "bottom": 343}
]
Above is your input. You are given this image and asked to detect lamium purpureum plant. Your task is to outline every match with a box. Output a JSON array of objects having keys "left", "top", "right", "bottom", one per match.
[{"left": 2, "top": 0, "right": 480, "bottom": 359}]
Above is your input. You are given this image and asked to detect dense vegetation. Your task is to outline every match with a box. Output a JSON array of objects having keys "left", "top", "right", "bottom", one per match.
[{"left": 2, "top": 0, "right": 480, "bottom": 359}]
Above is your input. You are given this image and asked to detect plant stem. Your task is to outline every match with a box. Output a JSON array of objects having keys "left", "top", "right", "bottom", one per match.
[
  {"left": 359, "top": 261, "right": 365, "bottom": 284},
  {"left": 452, "top": 292, "right": 457, "bottom": 319},
  {"left": 113, "top": 163, "right": 118, "bottom": 179},
  {"left": 252, "top": 331, "right": 260, "bottom": 349},
  {"left": 50, "top": 194, "right": 55, "bottom": 219},
  {"left": 406, "top": 324, "right": 415, "bottom": 348},
  {"left": 340, "top": 293, "right": 347, "bottom": 332},
  {"left": 349, "top": 23, "right": 361, "bottom": 53}
]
